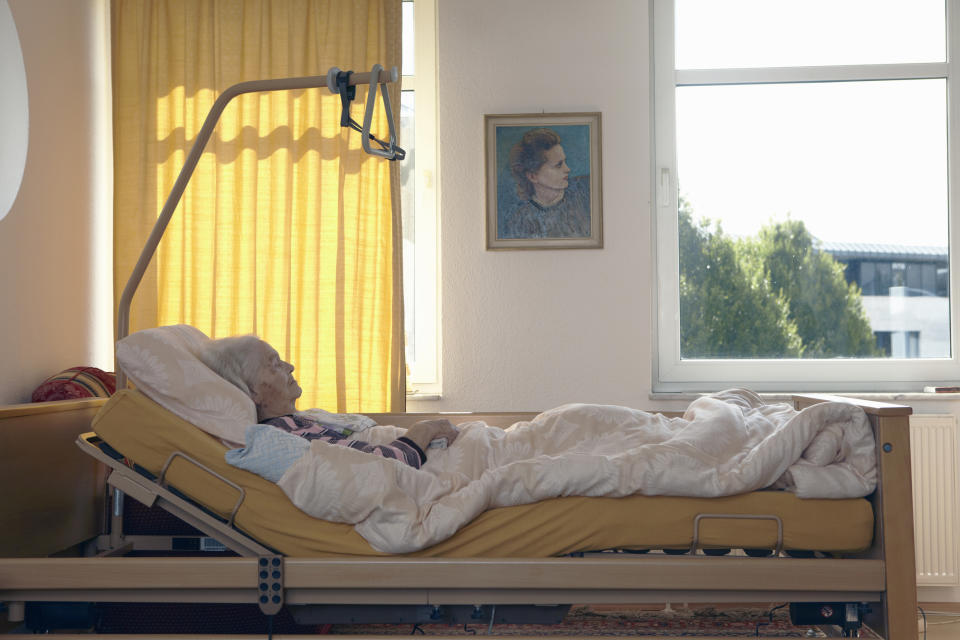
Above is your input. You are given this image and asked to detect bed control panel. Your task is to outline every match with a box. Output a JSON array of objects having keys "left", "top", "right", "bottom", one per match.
[{"left": 257, "top": 555, "right": 284, "bottom": 616}]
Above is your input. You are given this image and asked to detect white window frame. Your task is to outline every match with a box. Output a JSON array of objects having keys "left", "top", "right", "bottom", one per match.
[
  {"left": 652, "top": 0, "right": 960, "bottom": 392},
  {"left": 402, "top": 0, "right": 440, "bottom": 392}
]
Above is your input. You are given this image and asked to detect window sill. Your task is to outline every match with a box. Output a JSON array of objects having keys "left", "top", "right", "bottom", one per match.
[{"left": 407, "top": 392, "right": 441, "bottom": 401}]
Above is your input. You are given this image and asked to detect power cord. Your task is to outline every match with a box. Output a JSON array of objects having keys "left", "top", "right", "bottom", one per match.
[
  {"left": 765, "top": 603, "right": 789, "bottom": 620},
  {"left": 756, "top": 603, "right": 788, "bottom": 636}
]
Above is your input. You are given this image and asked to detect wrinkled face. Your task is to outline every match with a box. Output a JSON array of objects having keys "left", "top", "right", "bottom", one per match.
[
  {"left": 250, "top": 340, "right": 301, "bottom": 420},
  {"left": 527, "top": 144, "right": 570, "bottom": 194}
]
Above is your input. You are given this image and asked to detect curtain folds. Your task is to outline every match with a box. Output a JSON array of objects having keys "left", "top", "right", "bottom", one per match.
[{"left": 113, "top": 0, "right": 405, "bottom": 413}]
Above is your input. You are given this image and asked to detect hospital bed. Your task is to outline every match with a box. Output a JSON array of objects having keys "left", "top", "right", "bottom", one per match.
[
  {"left": 0, "top": 68, "right": 918, "bottom": 637},
  {"left": 0, "top": 388, "right": 917, "bottom": 638}
]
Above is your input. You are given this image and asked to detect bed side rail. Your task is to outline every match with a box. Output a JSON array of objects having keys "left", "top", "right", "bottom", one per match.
[{"left": 75, "top": 432, "right": 274, "bottom": 559}]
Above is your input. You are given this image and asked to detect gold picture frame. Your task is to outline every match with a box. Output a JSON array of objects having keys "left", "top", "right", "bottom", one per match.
[{"left": 484, "top": 112, "right": 602, "bottom": 250}]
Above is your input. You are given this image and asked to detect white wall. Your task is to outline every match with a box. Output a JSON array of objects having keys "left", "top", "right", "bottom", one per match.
[
  {"left": 410, "top": 0, "right": 654, "bottom": 412},
  {"left": 0, "top": 0, "right": 112, "bottom": 405}
]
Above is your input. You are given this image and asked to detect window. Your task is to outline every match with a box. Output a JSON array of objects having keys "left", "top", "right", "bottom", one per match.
[
  {"left": 653, "top": 0, "right": 957, "bottom": 392},
  {"left": 400, "top": 0, "right": 439, "bottom": 392}
]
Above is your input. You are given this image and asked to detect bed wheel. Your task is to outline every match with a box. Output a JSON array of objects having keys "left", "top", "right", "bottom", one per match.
[
  {"left": 620, "top": 548, "right": 650, "bottom": 554},
  {"left": 662, "top": 548, "right": 688, "bottom": 555},
  {"left": 702, "top": 548, "right": 731, "bottom": 556},
  {"left": 743, "top": 548, "right": 773, "bottom": 557}
]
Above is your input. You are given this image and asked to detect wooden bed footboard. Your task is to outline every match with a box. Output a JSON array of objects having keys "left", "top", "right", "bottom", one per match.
[
  {"left": 0, "top": 394, "right": 918, "bottom": 639},
  {"left": 793, "top": 394, "right": 916, "bottom": 639}
]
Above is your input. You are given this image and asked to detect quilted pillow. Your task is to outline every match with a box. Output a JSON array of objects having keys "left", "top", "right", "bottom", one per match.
[
  {"left": 32, "top": 366, "right": 116, "bottom": 402},
  {"left": 115, "top": 325, "right": 257, "bottom": 445}
]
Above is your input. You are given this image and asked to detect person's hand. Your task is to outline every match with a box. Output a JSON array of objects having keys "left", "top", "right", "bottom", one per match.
[{"left": 404, "top": 418, "right": 460, "bottom": 454}]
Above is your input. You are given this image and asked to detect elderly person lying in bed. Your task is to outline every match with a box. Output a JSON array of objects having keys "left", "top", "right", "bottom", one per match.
[{"left": 198, "top": 336, "right": 458, "bottom": 469}]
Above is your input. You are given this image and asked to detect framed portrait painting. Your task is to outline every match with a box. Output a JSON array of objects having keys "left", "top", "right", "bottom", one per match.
[{"left": 484, "top": 112, "right": 602, "bottom": 250}]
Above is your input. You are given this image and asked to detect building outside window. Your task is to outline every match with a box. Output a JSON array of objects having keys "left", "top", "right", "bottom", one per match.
[
  {"left": 653, "top": 0, "right": 958, "bottom": 392},
  {"left": 823, "top": 242, "right": 949, "bottom": 358}
]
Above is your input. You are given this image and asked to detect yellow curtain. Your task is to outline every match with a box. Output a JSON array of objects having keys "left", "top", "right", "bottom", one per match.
[{"left": 112, "top": 0, "right": 405, "bottom": 413}]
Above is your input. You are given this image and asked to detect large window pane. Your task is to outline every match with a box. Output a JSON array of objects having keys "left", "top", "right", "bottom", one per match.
[
  {"left": 676, "top": 79, "right": 949, "bottom": 359},
  {"left": 676, "top": 0, "right": 945, "bottom": 69}
]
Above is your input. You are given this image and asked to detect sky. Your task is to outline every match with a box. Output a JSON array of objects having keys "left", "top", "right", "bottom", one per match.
[{"left": 674, "top": 0, "right": 949, "bottom": 248}]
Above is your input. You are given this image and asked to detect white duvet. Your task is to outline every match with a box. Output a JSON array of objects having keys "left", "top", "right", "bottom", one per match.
[
  {"left": 256, "top": 389, "right": 877, "bottom": 553},
  {"left": 256, "top": 390, "right": 876, "bottom": 553}
]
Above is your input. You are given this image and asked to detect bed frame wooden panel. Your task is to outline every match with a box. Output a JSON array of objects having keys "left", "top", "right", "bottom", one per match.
[
  {"left": 0, "top": 399, "right": 107, "bottom": 558},
  {"left": 0, "top": 394, "right": 917, "bottom": 638}
]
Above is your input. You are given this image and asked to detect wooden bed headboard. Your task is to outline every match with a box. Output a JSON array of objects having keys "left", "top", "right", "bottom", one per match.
[{"left": 0, "top": 398, "right": 108, "bottom": 557}]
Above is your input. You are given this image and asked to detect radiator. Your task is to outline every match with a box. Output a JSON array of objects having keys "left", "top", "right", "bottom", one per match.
[{"left": 910, "top": 414, "right": 960, "bottom": 586}]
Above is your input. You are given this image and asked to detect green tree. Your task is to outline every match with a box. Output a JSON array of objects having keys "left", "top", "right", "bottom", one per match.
[
  {"left": 678, "top": 202, "right": 878, "bottom": 358},
  {"left": 678, "top": 202, "right": 803, "bottom": 358},
  {"left": 740, "top": 218, "right": 880, "bottom": 357}
]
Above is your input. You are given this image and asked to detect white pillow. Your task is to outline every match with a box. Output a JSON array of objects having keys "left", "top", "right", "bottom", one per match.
[{"left": 116, "top": 325, "right": 256, "bottom": 445}]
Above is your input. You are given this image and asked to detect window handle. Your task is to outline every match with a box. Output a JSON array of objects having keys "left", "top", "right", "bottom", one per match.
[{"left": 658, "top": 167, "right": 672, "bottom": 207}]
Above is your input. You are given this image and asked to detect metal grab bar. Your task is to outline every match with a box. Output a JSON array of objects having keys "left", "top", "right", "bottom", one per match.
[
  {"left": 360, "top": 64, "right": 402, "bottom": 159},
  {"left": 115, "top": 66, "right": 400, "bottom": 387},
  {"left": 159, "top": 450, "right": 247, "bottom": 528},
  {"left": 690, "top": 513, "right": 784, "bottom": 556}
]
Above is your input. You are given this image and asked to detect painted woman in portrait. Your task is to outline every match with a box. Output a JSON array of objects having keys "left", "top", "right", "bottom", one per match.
[{"left": 500, "top": 128, "right": 591, "bottom": 239}]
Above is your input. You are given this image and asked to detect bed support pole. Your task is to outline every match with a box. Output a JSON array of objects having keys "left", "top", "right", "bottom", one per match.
[{"left": 114, "top": 66, "right": 400, "bottom": 389}]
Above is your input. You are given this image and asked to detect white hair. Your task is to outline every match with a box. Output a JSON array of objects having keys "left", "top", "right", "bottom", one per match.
[{"left": 196, "top": 335, "right": 265, "bottom": 398}]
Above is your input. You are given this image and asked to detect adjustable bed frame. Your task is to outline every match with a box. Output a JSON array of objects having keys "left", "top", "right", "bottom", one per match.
[
  {"left": 0, "top": 67, "right": 919, "bottom": 636},
  {"left": 0, "top": 393, "right": 917, "bottom": 638}
]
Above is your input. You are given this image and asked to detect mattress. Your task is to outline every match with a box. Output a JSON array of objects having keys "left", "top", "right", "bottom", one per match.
[{"left": 92, "top": 390, "right": 874, "bottom": 558}]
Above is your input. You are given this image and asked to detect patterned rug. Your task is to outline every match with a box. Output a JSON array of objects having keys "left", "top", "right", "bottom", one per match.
[
  {"left": 87, "top": 603, "right": 828, "bottom": 637},
  {"left": 330, "top": 605, "right": 828, "bottom": 637}
]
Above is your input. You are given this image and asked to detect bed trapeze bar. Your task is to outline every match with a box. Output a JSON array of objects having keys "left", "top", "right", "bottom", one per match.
[{"left": 115, "top": 65, "right": 402, "bottom": 388}]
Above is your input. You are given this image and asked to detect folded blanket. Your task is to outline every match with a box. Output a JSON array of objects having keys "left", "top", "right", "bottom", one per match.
[{"left": 226, "top": 389, "right": 876, "bottom": 553}]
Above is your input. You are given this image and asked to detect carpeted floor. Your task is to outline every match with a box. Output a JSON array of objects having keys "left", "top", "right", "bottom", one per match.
[
  {"left": 58, "top": 602, "right": 828, "bottom": 637},
  {"left": 330, "top": 605, "right": 826, "bottom": 637}
]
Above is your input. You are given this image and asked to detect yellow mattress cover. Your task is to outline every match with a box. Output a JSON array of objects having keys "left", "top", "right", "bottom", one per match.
[{"left": 92, "top": 390, "right": 873, "bottom": 557}]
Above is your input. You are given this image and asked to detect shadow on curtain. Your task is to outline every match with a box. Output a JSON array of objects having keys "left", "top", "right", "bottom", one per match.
[{"left": 113, "top": 0, "right": 405, "bottom": 412}]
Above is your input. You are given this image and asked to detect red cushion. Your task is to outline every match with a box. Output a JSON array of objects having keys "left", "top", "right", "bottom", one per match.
[{"left": 31, "top": 366, "right": 116, "bottom": 402}]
